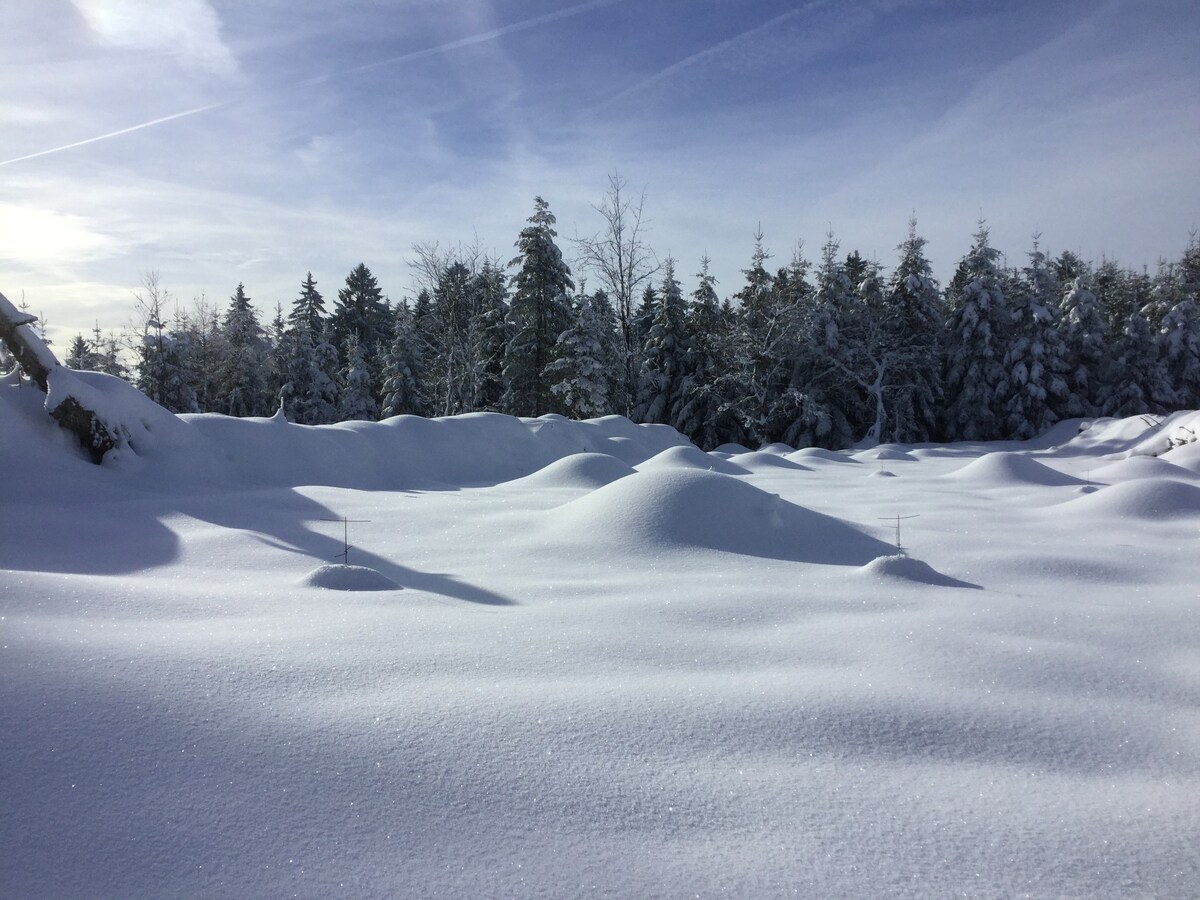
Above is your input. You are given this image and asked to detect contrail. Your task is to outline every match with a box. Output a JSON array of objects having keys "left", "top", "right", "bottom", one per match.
[
  {"left": 584, "top": 0, "right": 831, "bottom": 117},
  {"left": 300, "top": 0, "right": 625, "bottom": 87},
  {"left": 0, "top": 0, "right": 624, "bottom": 167},
  {"left": 0, "top": 102, "right": 226, "bottom": 167}
]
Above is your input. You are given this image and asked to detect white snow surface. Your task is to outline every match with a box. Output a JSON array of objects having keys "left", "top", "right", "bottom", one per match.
[{"left": 2, "top": 381, "right": 1199, "bottom": 898}]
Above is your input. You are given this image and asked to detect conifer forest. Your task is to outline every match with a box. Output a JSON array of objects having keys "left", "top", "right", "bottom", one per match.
[{"left": 31, "top": 186, "right": 1200, "bottom": 451}]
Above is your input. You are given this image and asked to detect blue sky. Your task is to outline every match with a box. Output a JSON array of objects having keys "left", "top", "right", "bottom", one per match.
[{"left": 2, "top": 0, "right": 1198, "bottom": 346}]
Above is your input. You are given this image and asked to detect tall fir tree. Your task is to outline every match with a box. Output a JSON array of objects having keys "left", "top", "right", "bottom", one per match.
[
  {"left": 547, "top": 290, "right": 613, "bottom": 419},
  {"left": 878, "top": 219, "right": 944, "bottom": 443},
  {"left": 338, "top": 333, "right": 379, "bottom": 421},
  {"left": 218, "top": 283, "right": 269, "bottom": 417},
  {"left": 676, "top": 256, "right": 728, "bottom": 449},
  {"left": 381, "top": 300, "right": 431, "bottom": 418},
  {"left": 427, "top": 260, "right": 477, "bottom": 417},
  {"left": 1000, "top": 239, "right": 1069, "bottom": 439},
  {"left": 633, "top": 258, "right": 690, "bottom": 427},
  {"left": 290, "top": 272, "right": 326, "bottom": 334},
  {"left": 1158, "top": 294, "right": 1200, "bottom": 409},
  {"left": 800, "top": 233, "right": 861, "bottom": 447},
  {"left": 943, "top": 223, "right": 1008, "bottom": 440},
  {"left": 1059, "top": 276, "right": 1111, "bottom": 418},
  {"left": 331, "top": 263, "right": 390, "bottom": 403},
  {"left": 469, "top": 263, "right": 510, "bottom": 412},
  {"left": 502, "top": 197, "right": 574, "bottom": 416}
]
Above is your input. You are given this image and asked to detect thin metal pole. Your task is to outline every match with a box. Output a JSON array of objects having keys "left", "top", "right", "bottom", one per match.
[{"left": 877, "top": 514, "right": 919, "bottom": 551}]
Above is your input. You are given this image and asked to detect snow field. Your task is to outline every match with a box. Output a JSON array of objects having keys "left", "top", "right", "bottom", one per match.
[{"left": 2, "top": 382, "right": 1199, "bottom": 897}]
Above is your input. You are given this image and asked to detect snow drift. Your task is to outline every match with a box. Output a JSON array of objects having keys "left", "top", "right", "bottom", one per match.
[{"left": 543, "top": 467, "right": 893, "bottom": 563}]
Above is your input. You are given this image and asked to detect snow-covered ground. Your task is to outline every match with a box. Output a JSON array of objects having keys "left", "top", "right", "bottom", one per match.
[{"left": 2, "top": 371, "right": 1199, "bottom": 898}]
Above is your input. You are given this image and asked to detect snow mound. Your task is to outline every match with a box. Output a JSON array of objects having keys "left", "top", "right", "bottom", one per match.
[
  {"left": 855, "top": 447, "right": 917, "bottom": 462},
  {"left": 636, "top": 445, "right": 748, "bottom": 475},
  {"left": 713, "top": 442, "right": 752, "bottom": 455},
  {"left": 757, "top": 442, "right": 796, "bottom": 455},
  {"left": 300, "top": 564, "right": 400, "bottom": 591},
  {"left": 868, "top": 469, "right": 897, "bottom": 478},
  {"left": 787, "top": 447, "right": 860, "bottom": 464},
  {"left": 1165, "top": 440, "right": 1200, "bottom": 473},
  {"left": 512, "top": 452, "right": 636, "bottom": 489},
  {"left": 859, "top": 554, "right": 981, "bottom": 589},
  {"left": 1053, "top": 478, "right": 1200, "bottom": 520},
  {"left": 1052, "top": 414, "right": 1168, "bottom": 456},
  {"left": 1089, "top": 455, "right": 1199, "bottom": 483},
  {"left": 735, "top": 451, "right": 812, "bottom": 472},
  {"left": 544, "top": 468, "right": 892, "bottom": 564},
  {"left": 948, "top": 452, "right": 1088, "bottom": 488}
]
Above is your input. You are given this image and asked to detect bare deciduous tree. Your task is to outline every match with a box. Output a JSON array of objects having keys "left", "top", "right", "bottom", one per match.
[{"left": 572, "top": 171, "right": 658, "bottom": 412}]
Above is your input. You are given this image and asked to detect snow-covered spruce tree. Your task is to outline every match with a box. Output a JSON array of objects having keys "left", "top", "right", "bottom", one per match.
[
  {"left": 278, "top": 316, "right": 314, "bottom": 423},
  {"left": 502, "top": 197, "right": 573, "bottom": 417},
  {"left": 64, "top": 333, "right": 110, "bottom": 372},
  {"left": 877, "top": 219, "right": 944, "bottom": 443},
  {"left": 1000, "top": 238, "right": 1069, "bottom": 439},
  {"left": 714, "top": 232, "right": 796, "bottom": 447},
  {"left": 280, "top": 316, "right": 342, "bottom": 424},
  {"left": 170, "top": 297, "right": 223, "bottom": 412},
  {"left": 218, "top": 282, "right": 270, "bottom": 417},
  {"left": 468, "top": 262, "right": 510, "bottom": 412},
  {"left": 942, "top": 223, "right": 1008, "bottom": 441},
  {"left": 547, "top": 289, "right": 613, "bottom": 418},
  {"left": 306, "top": 323, "right": 341, "bottom": 424},
  {"left": 1106, "top": 303, "right": 1170, "bottom": 417},
  {"left": 1149, "top": 239, "right": 1200, "bottom": 409},
  {"left": 427, "top": 260, "right": 476, "bottom": 417},
  {"left": 1158, "top": 293, "right": 1200, "bottom": 409},
  {"left": 331, "top": 263, "right": 390, "bottom": 403},
  {"left": 633, "top": 258, "right": 689, "bottom": 426},
  {"left": 380, "top": 299, "right": 431, "bottom": 418},
  {"left": 675, "top": 255, "right": 728, "bottom": 449},
  {"left": 264, "top": 303, "right": 289, "bottom": 412},
  {"left": 592, "top": 288, "right": 628, "bottom": 415},
  {"left": 797, "top": 234, "right": 862, "bottom": 448},
  {"left": 1059, "top": 275, "right": 1111, "bottom": 418},
  {"left": 1092, "top": 258, "right": 1135, "bottom": 336},
  {"left": 338, "top": 333, "right": 379, "bottom": 421},
  {"left": 290, "top": 271, "right": 326, "bottom": 335}
]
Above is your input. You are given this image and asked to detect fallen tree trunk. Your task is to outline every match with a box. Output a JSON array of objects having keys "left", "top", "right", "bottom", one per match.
[
  {"left": 0, "top": 290, "right": 124, "bottom": 463},
  {"left": 0, "top": 292, "right": 52, "bottom": 391}
]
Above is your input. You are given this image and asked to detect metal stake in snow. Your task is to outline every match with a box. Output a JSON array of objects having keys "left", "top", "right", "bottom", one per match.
[
  {"left": 878, "top": 514, "right": 919, "bottom": 551},
  {"left": 322, "top": 517, "right": 371, "bottom": 565}
]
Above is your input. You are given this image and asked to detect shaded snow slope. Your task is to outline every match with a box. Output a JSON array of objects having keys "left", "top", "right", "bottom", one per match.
[
  {"left": 636, "top": 444, "right": 749, "bottom": 475},
  {"left": 948, "top": 451, "right": 1090, "bottom": 488},
  {"left": 1052, "top": 477, "right": 1200, "bottom": 521},
  {"left": 544, "top": 468, "right": 894, "bottom": 563},
  {"left": 859, "top": 554, "right": 982, "bottom": 589},
  {"left": 787, "top": 446, "right": 861, "bottom": 464},
  {"left": 300, "top": 563, "right": 401, "bottom": 591},
  {"left": 509, "top": 451, "right": 636, "bottom": 489}
]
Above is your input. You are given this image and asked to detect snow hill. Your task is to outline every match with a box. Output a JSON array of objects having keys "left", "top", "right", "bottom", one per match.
[{"left": 2, "top": 372, "right": 1199, "bottom": 898}]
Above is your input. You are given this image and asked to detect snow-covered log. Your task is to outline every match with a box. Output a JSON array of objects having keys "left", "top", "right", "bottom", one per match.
[{"left": 0, "top": 289, "right": 124, "bottom": 462}]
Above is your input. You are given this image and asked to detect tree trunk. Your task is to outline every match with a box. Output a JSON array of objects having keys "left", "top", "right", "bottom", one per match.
[{"left": 0, "top": 290, "right": 123, "bottom": 463}]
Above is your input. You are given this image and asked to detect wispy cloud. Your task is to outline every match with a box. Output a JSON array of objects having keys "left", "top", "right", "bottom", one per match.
[
  {"left": 71, "top": 0, "right": 238, "bottom": 76},
  {"left": 297, "top": 0, "right": 626, "bottom": 88},
  {"left": 4, "top": 0, "right": 625, "bottom": 169}
]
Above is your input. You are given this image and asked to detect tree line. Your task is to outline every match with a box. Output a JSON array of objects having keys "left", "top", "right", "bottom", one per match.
[{"left": 29, "top": 179, "right": 1200, "bottom": 450}]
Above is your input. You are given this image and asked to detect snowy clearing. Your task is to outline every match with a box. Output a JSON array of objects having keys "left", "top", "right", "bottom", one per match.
[{"left": 2, "top": 376, "right": 1199, "bottom": 898}]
